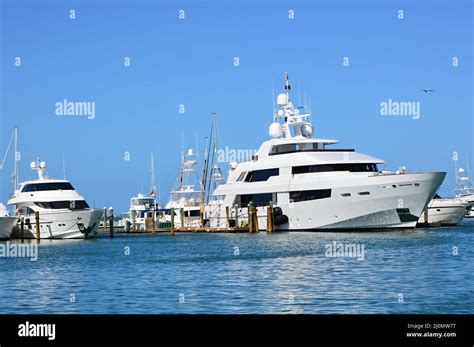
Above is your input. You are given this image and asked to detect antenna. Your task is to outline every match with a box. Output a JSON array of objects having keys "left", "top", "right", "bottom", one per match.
[
  {"left": 62, "top": 152, "right": 66, "bottom": 179},
  {"left": 272, "top": 80, "right": 276, "bottom": 113},
  {"left": 309, "top": 96, "right": 312, "bottom": 114},
  {"left": 14, "top": 126, "right": 18, "bottom": 190},
  {"left": 467, "top": 154, "right": 471, "bottom": 179},
  {"left": 298, "top": 80, "right": 301, "bottom": 107}
]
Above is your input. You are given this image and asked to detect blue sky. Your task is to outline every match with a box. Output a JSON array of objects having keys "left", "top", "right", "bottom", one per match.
[{"left": 1, "top": 0, "right": 472, "bottom": 212}]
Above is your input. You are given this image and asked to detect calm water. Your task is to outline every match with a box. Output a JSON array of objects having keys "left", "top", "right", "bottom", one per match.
[{"left": 1, "top": 221, "right": 473, "bottom": 314}]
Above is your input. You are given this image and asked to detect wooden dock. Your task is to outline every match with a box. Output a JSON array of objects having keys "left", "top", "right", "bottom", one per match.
[{"left": 97, "top": 227, "right": 251, "bottom": 235}]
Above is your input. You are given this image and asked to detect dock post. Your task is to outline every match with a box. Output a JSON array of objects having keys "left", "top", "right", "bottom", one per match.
[
  {"left": 20, "top": 217, "right": 25, "bottom": 243},
  {"left": 248, "top": 202, "right": 253, "bottom": 233},
  {"left": 234, "top": 205, "right": 239, "bottom": 229},
  {"left": 103, "top": 207, "right": 108, "bottom": 230},
  {"left": 170, "top": 208, "right": 175, "bottom": 235},
  {"left": 267, "top": 202, "right": 274, "bottom": 233},
  {"left": 225, "top": 206, "right": 230, "bottom": 228},
  {"left": 109, "top": 207, "right": 114, "bottom": 238},
  {"left": 152, "top": 211, "right": 156, "bottom": 234},
  {"left": 200, "top": 204, "right": 204, "bottom": 228},
  {"left": 253, "top": 205, "right": 259, "bottom": 233},
  {"left": 131, "top": 209, "right": 136, "bottom": 232},
  {"left": 35, "top": 211, "right": 40, "bottom": 243},
  {"left": 180, "top": 208, "right": 185, "bottom": 229}
]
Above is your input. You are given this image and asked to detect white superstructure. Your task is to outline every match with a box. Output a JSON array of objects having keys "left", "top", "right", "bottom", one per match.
[
  {"left": 417, "top": 195, "right": 470, "bottom": 227},
  {"left": 210, "top": 73, "right": 446, "bottom": 231},
  {"left": 8, "top": 159, "right": 102, "bottom": 239}
]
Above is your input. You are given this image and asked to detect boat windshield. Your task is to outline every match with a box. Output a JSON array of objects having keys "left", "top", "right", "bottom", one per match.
[
  {"left": 269, "top": 142, "right": 353, "bottom": 155},
  {"left": 21, "top": 182, "right": 75, "bottom": 192}
]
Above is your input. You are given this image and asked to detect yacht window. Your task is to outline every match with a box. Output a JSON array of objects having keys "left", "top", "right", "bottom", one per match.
[
  {"left": 290, "top": 189, "right": 331, "bottom": 202},
  {"left": 341, "top": 193, "right": 351, "bottom": 197},
  {"left": 236, "top": 172, "right": 247, "bottom": 181},
  {"left": 22, "top": 182, "right": 75, "bottom": 192},
  {"left": 292, "top": 163, "right": 378, "bottom": 174},
  {"left": 34, "top": 200, "right": 89, "bottom": 209},
  {"left": 245, "top": 168, "right": 279, "bottom": 182},
  {"left": 358, "top": 191, "right": 370, "bottom": 196},
  {"left": 270, "top": 143, "right": 354, "bottom": 155},
  {"left": 236, "top": 193, "right": 274, "bottom": 207},
  {"left": 188, "top": 210, "right": 200, "bottom": 217}
]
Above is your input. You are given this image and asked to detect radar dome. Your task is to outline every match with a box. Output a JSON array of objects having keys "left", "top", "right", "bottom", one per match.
[
  {"left": 269, "top": 122, "right": 282, "bottom": 138},
  {"left": 30, "top": 161, "right": 37, "bottom": 169},
  {"left": 40, "top": 161, "right": 46, "bottom": 169},
  {"left": 277, "top": 93, "right": 288, "bottom": 106},
  {"left": 301, "top": 123, "right": 313, "bottom": 138}
]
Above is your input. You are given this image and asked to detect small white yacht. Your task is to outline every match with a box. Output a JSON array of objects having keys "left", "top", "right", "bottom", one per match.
[
  {"left": 0, "top": 203, "right": 16, "bottom": 240},
  {"left": 210, "top": 73, "right": 446, "bottom": 231},
  {"left": 125, "top": 193, "right": 158, "bottom": 230},
  {"left": 8, "top": 159, "right": 102, "bottom": 239},
  {"left": 417, "top": 195, "right": 470, "bottom": 227},
  {"left": 454, "top": 167, "right": 474, "bottom": 218}
]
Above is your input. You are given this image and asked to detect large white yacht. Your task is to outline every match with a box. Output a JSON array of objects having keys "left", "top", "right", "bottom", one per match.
[
  {"left": 210, "top": 73, "right": 446, "bottom": 231},
  {"left": 0, "top": 203, "right": 16, "bottom": 240},
  {"left": 8, "top": 159, "right": 102, "bottom": 239}
]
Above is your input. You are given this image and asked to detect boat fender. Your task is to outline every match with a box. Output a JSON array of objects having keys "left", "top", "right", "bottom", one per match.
[
  {"left": 274, "top": 214, "right": 289, "bottom": 225},
  {"left": 273, "top": 206, "right": 283, "bottom": 217}
]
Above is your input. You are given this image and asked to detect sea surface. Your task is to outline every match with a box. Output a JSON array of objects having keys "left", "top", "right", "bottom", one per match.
[{"left": 0, "top": 220, "right": 473, "bottom": 314}]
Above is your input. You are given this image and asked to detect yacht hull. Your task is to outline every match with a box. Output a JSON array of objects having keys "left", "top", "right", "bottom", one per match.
[
  {"left": 211, "top": 172, "right": 445, "bottom": 231},
  {"left": 11, "top": 209, "right": 102, "bottom": 239},
  {"left": 0, "top": 217, "right": 17, "bottom": 240}
]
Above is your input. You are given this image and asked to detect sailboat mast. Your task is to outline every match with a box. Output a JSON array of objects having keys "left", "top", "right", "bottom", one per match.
[
  {"left": 13, "top": 126, "right": 18, "bottom": 191},
  {"left": 150, "top": 152, "right": 156, "bottom": 204}
]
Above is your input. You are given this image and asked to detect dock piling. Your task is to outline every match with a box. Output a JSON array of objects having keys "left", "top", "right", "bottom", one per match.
[
  {"left": 35, "top": 211, "right": 40, "bottom": 243},
  {"left": 170, "top": 208, "right": 175, "bottom": 235},
  {"left": 180, "top": 208, "right": 185, "bottom": 229},
  {"left": 234, "top": 205, "right": 239, "bottom": 229},
  {"left": 248, "top": 202, "right": 253, "bottom": 233},
  {"left": 131, "top": 209, "right": 136, "bottom": 232},
  {"left": 109, "top": 207, "right": 114, "bottom": 238},
  {"left": 266, "top": 202, "right": 274, "bottom": 233},
  {"left": 20, "top": 217, "right": 24, "bottom": 243},
  {"left": 103, "top": 207, "right": 108, "bottom": 230},
  {"left": 225, "top": 206, "right": 230, "bottom": 228}
]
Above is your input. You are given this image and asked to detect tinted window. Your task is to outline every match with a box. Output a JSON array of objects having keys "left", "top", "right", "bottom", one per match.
[
  {"left": 238, "top": 193, "right": 273, "bottom": 207},
  {"left": 290, "top": 189, "right": 331, "bottom": 202},
  {"left": 22, "top": 182, "right": 75, "bottom": 192},
  {"left": 34, "top": 200, "right": 89, "bottom": 209},
  {"left": 245, "top": 168, "right": 279, "bottom": 182},
  {"left": 292, "top": 163, "right": 378, "bottom": 174}
]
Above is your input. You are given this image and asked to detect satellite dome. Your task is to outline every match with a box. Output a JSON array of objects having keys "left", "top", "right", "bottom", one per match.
[
  {"left": 269, "top": 122, "right": 282, "bottom": 138},
  {"left": 301, "top": 123, "right": 313, "bottom": 138},
  {"left": 277, "top": 93, "right": 288, "bottom": 106}
]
